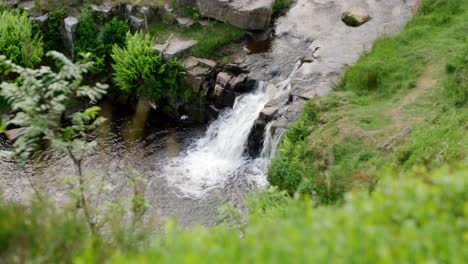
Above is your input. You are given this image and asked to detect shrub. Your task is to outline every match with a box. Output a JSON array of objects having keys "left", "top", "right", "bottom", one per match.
[
  {"left": 75, "top": 7, "right": 106, "bottom": 72},
  {"left": 272, "top": 0, "right": 291, "bottom": 18},
  {"left": 0, "top": 10, "right": 43, "bottom": 67},
  {"left": 111, "top": 31, "right": 162, "bottom": 94},
  {"left": 41, "top": 8, "right": 68, "bottom": 54}
]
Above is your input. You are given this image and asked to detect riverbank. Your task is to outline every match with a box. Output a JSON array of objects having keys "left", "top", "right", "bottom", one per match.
[{"left": 1, "top": 0, "right": 466, "bottom": 262}]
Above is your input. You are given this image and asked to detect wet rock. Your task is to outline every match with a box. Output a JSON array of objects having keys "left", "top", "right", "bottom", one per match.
[
  {"left": 91, "top": 3, "right": 113, "bottom": 21},
  {"left": 136, "top": 6, "right": 155, "bottom": 20},
  {"left": 183, "top": 56, "right": 217, "bottom": 93},
  {"left": 32, "top": 14, "right": 49, "bottom": 28},
  {"left": 247, "top": 119, "right": 267, "bottom": 157},
  {"left": 225, "top": 63, "right": 249, "bottom": 75},
  {"left": 64, "top": 16, "right": 79, "bottom": 58},
  {"left": 216, "top": 72, "right": 234, "bottom": 88},
  {"left": 5, "top": 127, "right": 28, "bottom": 142},
  {"left": 21, "top": 1, "right": 34, "bottom": 11},
  {"left": 229, "top": 74, "right": 256, "bottom": 93},
  {"left": 125, "top": 4, "right": 134, "bottom": 18},
  {"left": 342, "top": 7, "right": 371, "bottom": 27},
  {"left": 154, "top": 36, "right": 198, "bottom": 59},
  {"left": 178, "top": 0, "right": 196, "bottom": 5},
  {"left": 130, "top": 15, "right": 145, "bottom": 31},
  {"left": 213, "top": 84, "right": 236, "bottom": 108},
  {"left": 196, "top": 0, "right": 274, "bottom": 30},
  {"left": 176, "top": 17, "right": 196, "bottom": 27},
  {"left": 207, "top": 104, "right": 221, "bottom": 120}
]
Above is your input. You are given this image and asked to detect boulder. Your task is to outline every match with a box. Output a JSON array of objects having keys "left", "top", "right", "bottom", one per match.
[
  {"left": 91, "top": 3, "right": 114, "bottom": 21},
  {"left": 183, "top": 56, "right": 217, "bottom": 93},
  {"left": 130, "top": 15, "right": 145, "bottom": 31},
  {"left": 196, "top": 0, "right": 274, "bottom": 30},
  {"left": 21, "top": 1, "right": 34, "bottom": 11},
  {"left": 176, "top": 17, "right": 196, "bottom": 27},
  {"left": 342, "top": 7, "right": 371, "bottom": 27},
  {"left": 5, "top": 127, "right": 28, "bottom": 142},
  {"left": 32, "top": 14, "right": 49, "bottom": 28},
  {"left": 154, "top": 36, "right": 198, "bottom": 59},
  {"left": 64, "top": 16, "right": 79, "bottom": 57},
  {"left": 125, "top": 4, "right": 134, "bottom": 18},
  {"left": 247, "top": 119, "right": 267, "bottom": 157},
  {"left": 136, "top": 6, "right": 155, "bottom": 20}
]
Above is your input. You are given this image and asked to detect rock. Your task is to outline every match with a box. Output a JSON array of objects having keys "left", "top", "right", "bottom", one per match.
[
  {"left": 154, "top": 36, "right": 197, "bottom": 59},
  {"left": 91, "top": 3, "right": 113, "bottom": 21},
  {"left": 125, "top": 4, "right": 134, "bottom": 18},
  {"left": 136, "top": 6, "right": 155, "bottom": 20},
  {"left": 225, "top": 63, "right": 249, "bottom": 75},
  {"left": 183, "top": 56, "right": 217, "bottom": 93},
  {"left": 130, "top": 15, "right": 145, "bottom": 31},
  {"left": 228, "top": 74, "right": 256, "bottom": 93},
  {"left": 196, "top": 0, "right": 274, "bottom": 30},
  {"left": 176, "top": 17, "right": 196, "bottom": 27},
  {"left": 21, "top": 1, "right": 34, "bottom": 11},
  {"left": 213, "top": 84, "right": 235, "bottom": 108},
  {"left": 64, "top": 16, "right": 78, "bottom": 33},
  {"left": 3, "top": 0, "right": 20, "bottom": 7},
  {"left": 216, "top": 72, "right": 234, "bottom": 88},
  {"left": 178, "top": 0, "right": 196, "bottom": 5},
  {"left": 207, "top": 104, "right": 221, "bottom": 120},
  {"left": 32, "top": 14, "right": 49, "bottom": 27},
  {"left": 64, "top": 16, "right": 79, "bottom": 57},
  {"left": 342, "top": 7, "right": 371, "bottom": 27},
  {"left": 5, "top": 127, "right": 28, "bottom": 142},
  {"left": 247, "top": 119, "right": 267, "bottom": 157}
]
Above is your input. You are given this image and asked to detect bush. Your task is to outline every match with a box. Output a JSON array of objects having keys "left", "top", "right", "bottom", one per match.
[
  {"left": 0, "top": 10, "right": 43, "bottom": 67},
  {"left": 272, "top": 0, "right": 291, "bottom": 18},
  {"left": 75, "top": 7, "right": 106, "bottom": 72},
  {"left": 41, "top": 8, "right": 68, "bottom": 54},
  {"left": 111, "top": 31, "right": 162, "bottom": 94}
]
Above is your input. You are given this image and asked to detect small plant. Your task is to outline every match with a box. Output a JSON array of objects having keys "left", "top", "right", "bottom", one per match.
[
  {"left": 0, "top": 51, "right": 108, "bottom": 233},
  {"left": 111, "top": 31, "right": 162, "bottom": 94},
  {"left": 0, "top": 10, "right": 43, "bottom": 67}
]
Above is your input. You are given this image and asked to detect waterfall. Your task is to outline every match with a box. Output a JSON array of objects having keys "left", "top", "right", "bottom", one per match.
[{"left": 164, "top": 62, "right": 302, "bottom": 197}]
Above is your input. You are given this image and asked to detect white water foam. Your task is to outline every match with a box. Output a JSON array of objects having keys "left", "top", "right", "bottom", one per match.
[{"left": 164, "top": 62, "right": 302, "bottom": 198}]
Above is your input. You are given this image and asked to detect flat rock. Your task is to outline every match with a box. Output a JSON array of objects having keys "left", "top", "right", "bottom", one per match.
[
  {"left": 6, "top": 127, "right": 28, "bottom": 142},
  {"left": 155, "top": 36, "right": 197, "bottom": 59},
  {"left": 176, "top": 17, "right": 196, "bottom": 27},
  {"left": 196, "top": 0, "right": 274, "bottom": 30}
]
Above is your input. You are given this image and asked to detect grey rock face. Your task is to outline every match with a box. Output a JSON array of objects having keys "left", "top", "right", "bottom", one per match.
[
  {"left": 154, "top": 36, "right": 198, "bottom": 59},
  {"left": 183, "top": 56, "right": 217, "bottom": 93},
  {"left": 64, "top": 16, "right": 79, "bottom": 58},
  {"left": 196, "top": 0, "right": 274, "bottom": 30},
  {"left": 91, "top": 3, "right": 114, "bottom": 21},
  {"left": 32, "top": 14, "right": 49, "bottom": 27},
  {"left": 130, "top": 15, "right": 145, "bottom": 31}
]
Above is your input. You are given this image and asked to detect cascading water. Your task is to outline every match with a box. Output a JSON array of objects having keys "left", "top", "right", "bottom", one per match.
[{"left": 163, "top": 61, "right": 303, "bottom": 198}]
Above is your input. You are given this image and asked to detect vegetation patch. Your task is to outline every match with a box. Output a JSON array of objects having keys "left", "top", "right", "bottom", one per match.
[
  {"left": 149, "top": 20, "right": 245, "bottom": 58},
  {"left": 268, "top": 0, "right": 468, "bottom": 203}
]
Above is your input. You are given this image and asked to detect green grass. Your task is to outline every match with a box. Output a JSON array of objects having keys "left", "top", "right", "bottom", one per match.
[
  {"left": 268, "top": 0, "right": 468, "bottom": 202},
  {"left": 149, "top": 20, "right": 245, "bottom": 58}
]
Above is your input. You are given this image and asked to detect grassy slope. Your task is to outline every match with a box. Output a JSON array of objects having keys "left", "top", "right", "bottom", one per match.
[{"left": 268, "top": 0, "right": 468, "bottom": 202}]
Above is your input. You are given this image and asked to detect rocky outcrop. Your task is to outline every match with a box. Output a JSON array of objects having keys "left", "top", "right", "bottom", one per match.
[
  {"left": 196, "top": 0, "right": 274, "bottom": 30},
  {"left": 342, "top": 7, "right": 371, "bottom": 27},
  {"left": 183, "top": 56, "right": 217, "bottom": 93},
  {"left": 212, "top": 71, "right": 256, "bottom": 108},
  {"left": 64, "top": 16, "right": 78, "bottom": 58}
]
